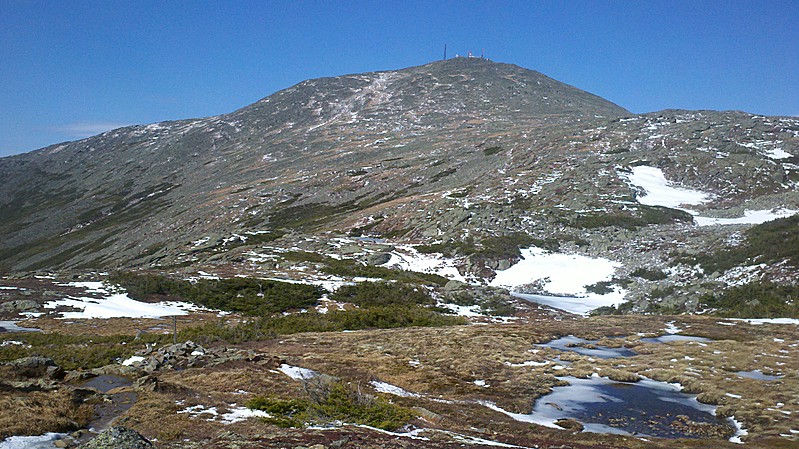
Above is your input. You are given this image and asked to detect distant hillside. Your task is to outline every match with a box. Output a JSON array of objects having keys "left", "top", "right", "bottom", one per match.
[{"left": 2, "top": 57, "right": 798, "bottom": 314}]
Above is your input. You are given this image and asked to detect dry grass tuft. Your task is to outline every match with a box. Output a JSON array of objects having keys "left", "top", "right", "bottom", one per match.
[{"left": 0, "top": 389, "right": 94, "bottom": 438}]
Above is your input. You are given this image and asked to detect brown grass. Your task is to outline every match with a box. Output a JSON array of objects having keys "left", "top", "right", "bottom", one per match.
[{"left": 0, "top": 389, "right": 94, "bottom": 438}]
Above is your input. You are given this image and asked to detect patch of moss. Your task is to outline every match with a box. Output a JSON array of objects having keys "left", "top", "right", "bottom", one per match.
[
  {"left": 246, "top": 381, "right": 413, "bottom": 431},
  {"left": 483, "top": 146, "right": 504, "bottom": 156}
]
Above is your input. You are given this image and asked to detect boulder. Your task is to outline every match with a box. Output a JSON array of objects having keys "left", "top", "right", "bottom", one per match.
[
  {"left": 0, "top": 299, "right": 40, "bottom": 312},
  {"left": 366, "top": 252, "right": 392, "bottom": 266},
  {"left": 79, "top": 426, "right": 154, "bottom": 449},
  {"left": 7, "top": 356, "right": 63, "bottom": 379}
]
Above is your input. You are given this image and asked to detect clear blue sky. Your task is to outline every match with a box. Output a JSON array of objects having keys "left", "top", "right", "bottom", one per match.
[{"left": 2, "top": 0, "right": 798, "bottom": 157}]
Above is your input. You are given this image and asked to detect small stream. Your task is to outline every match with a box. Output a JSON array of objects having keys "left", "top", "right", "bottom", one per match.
[
  {"left": 0, "top": 375, "right": 137, "bottom": 449},
  {"left": 78, "top": 375, "right": 137, "bottom": 433}
]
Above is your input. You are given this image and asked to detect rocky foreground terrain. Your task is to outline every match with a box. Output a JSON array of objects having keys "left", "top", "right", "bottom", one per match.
[{"left": 1, "top": 58, "right": 798, "bottom": 447}]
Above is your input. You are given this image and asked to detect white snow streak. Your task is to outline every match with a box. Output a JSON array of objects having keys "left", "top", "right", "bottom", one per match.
[
  {"left": 370, "top": 380, "right": 420, "bottom": 397},
  {"left": 278, "top": 363, "right": 318, "bottom": 380}
]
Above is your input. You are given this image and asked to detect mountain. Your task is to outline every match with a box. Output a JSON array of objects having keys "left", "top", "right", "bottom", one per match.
[{"left": 2, "top": 57, "right": 799, "bottom": 314}]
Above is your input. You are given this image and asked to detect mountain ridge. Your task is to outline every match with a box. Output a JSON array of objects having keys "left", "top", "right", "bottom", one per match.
[{"left": 1, "top": 59, "right": 798, "bottom": 316}]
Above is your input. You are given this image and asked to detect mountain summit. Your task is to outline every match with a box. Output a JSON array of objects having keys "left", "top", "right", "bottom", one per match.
[{"left": 1, "top": 59, "right": 627, "bottom": 270}]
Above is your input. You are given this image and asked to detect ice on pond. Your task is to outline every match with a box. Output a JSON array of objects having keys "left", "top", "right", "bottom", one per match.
[
  {"left": 0, "top": 321, "right": 41, "bottom": 333},
  {"left": 735, "top": 370, "right": 783, "bottom": 381},
  {"left": 639, "top": 334, "right": 712, "bottom": 344},
  {"left": 536, "top": 336, "right": 636, "bottom": 359},
  {"left": 488, "top": 375, "right": 735, "bottom": 439}
]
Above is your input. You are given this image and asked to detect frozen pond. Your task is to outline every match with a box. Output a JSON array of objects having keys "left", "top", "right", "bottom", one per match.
[
  {"left": 639, "top": 334, "right": 712, "bottom": 344},
  {"left": 735, "top": 370, "right": 783, "bottom": 381},
  {"left": 0, "top": 320, "right": 41, "bottom": 333},
  {"left": 490, "top": 375, "right": 735, "bottom": 439},
  {"left": 533, "top": 376, "right": 734, "bottom": 438},
  {"left": 514, "top": 293, "right": 609, "bottom": 316},
  {"left": 536, "top": 335, "right": 637, "bottom": 358}
]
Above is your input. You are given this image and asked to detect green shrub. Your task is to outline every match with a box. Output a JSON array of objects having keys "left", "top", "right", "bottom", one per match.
[
  {"left": 281, "top": 251, "right": 448, "bottom": 286},
  {"left": 690, "top": 215, "right": 799, "bottom": 273},
  {"left": 571, "top": 206, "right": 693, "bottom": 230},
  {"left": 178, "top": 306, "right": 466, "bottom": 345},
  {"left": 585, "top": 281, "right": 615, "bottom": 295},
  {"left": 444, "top": 291, "right": 516, "bottom": 316},
  {"left": 589, "top": 301, "right": 635, "bottom": 316},
  {"left": 429, "top": 168, "right": 456, "bottom": 183},
  {"left": 649, "top": 286, "right": 676, "bottom": 299},
  {"left": 245, "top": 397, "right": 308, "bottom": 427},
  {"left": 247, "top": 380, "right": 413, "bottom": 431},
  {"left": 700, "top": 281, "right": 799, "bottom": 318},
  {"left": 109, "top": 272, "right": 324, "bottom": 316},
  {"left": 630, "top": 268, "right": 668, "bottom": 281},
  {"left": 329, "top": 282, "right": 432, "bottom": 307}
]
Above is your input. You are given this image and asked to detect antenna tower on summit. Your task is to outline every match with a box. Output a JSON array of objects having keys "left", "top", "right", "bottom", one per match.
[{"left": 444, "top": 44, "right": 447, "bottom": 60}]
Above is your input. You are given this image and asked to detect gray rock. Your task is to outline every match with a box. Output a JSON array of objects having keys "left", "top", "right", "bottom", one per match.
[
  {"left": 366, "top": 252, "right": 391, "bottom": 266},
  {"left": 7, "top": 356, "right": 59, "bottom": 378},
  {"left": 79, "top": 426, "right": 153, "bottom": 449},
  {"left": 443, "top": 280, "right": 466, "bottom": 291},
  {"left": 0, "top": 299, "right": 39, "bottom": 312}
]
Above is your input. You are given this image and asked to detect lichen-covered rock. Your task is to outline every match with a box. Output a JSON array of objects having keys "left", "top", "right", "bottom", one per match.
[
  {"left": 7, "top": 356, "right": 63, "bottom": 379},
  {"left": 79, "top": 426, "right": 153, "bottom": 449}
]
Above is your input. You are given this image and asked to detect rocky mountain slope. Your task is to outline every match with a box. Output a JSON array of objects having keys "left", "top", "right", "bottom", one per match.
[{"left": 2, "top": 57, "right": 799, "bottom": 314}]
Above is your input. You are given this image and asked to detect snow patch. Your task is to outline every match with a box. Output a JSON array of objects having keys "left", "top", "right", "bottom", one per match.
[
  {"left": 0, "top": 433, "right": 68, "bottom": 449},
  {"left": 624, "top": 166, "right": 798, "bottom": 226},
  {"left": 729, "top": 417, "right": 749, "bottom": 444},
  {"left": 765, "top": 148, "right": 793, "bottom": 159},
  {"left": 380, "top": 245, "right": 466, "bottom": 282},
  {"left": 730, "top": 318, "right": 799, "bottom": 325},
  {"left": 122, "top": 356, "right": 145, "bottom": 366},
  {"left": 624, "top": 166, "right": 711, "bottom": 208},
  {"left": 44, "top": 293, "right": 197, "bottom": 319},
  {"left": 43, "top": 282, "right": 199, "bottom": 319},
  {"left": 278, "top": 363, "right": 318, "bottom": 380},
  {"left": 370, "top": 380, "right": 420, "bottom": 397},
  {"left": 221, "top": 406, "right": 271, "bottom": 423},
  {"left": 694, "top": 209, "right": 798, "bottom": 226}
]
